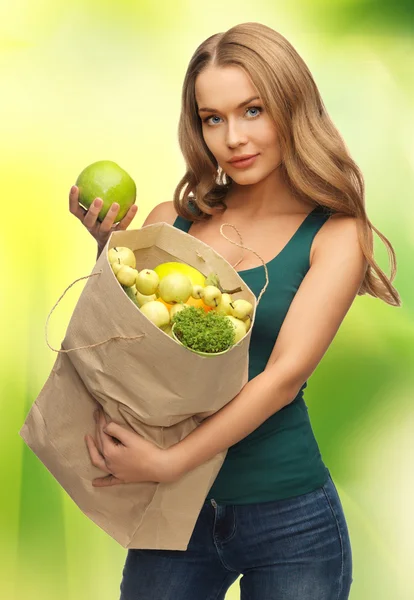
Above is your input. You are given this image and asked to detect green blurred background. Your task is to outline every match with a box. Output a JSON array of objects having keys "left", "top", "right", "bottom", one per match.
[{"left": 1, "top": 1, "right": 413, "bottom": 598}]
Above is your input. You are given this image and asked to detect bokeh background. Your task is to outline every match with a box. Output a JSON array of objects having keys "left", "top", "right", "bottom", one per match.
[{"left": 1, "top": 1, "right": 413, "bottom": 599}]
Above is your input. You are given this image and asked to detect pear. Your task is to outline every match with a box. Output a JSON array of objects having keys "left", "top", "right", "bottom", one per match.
[
  {"left": 202, "top": 285, "right": 222, "bottom": 308},
  {"left": 225, "top": 315, "right": 247, "bottom": 343},
  {"left": 123, "top": 284, "right": 140, "bottom": 308},
  {"left": 158, "top": 273, "right": 193, "bottom": 304},
  {"left": 205, "top": 271, "right": 243, "bottom": 295},
  {"left": 163, "top": 324, "right": 174, "bottom": 338},
  {"left": 170, "top": 303, "right": 188, "bottom": 319},
  {"left": 108, "top": 246, "right": 136, "bottom": 269},
  {"left": 111, "top": 260, "right": 124, "bottom": 275},
  {"left": 136, "top": 291, "right": 157, "bottom": 307},
  {"left": 116, "top": 265, "right": 138, "bottom": 287},
  {"left": 215, "top": 293, "right": 233, "bottom": 316},
  {"left": 140, "top": 301, "right": 170, "bottom": 329},
  {"left": 244, "top": 316, "right": 251, "bottom": 332},
  {"left": 230, "top": 299, "right": 253, "bottom": 320},
  {"left": 136, "top": 269, "right": 159, "bottom": 295},
  {"left": 191, "top": 284, "right": 204, "bottom": 299}
]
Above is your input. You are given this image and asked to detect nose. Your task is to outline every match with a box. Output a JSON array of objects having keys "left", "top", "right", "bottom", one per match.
[{"left": 225, "top": 117, "right": 249, "bottom": 148}]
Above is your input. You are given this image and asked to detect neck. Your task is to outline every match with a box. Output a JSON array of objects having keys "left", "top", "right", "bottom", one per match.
[{"left": 223, "top": 168, "right": 313, "bottom": 218}]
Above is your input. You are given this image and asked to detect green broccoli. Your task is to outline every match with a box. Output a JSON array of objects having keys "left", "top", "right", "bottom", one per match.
[{"left": 171, "top": 306, "right": 235, "bottom": 353}]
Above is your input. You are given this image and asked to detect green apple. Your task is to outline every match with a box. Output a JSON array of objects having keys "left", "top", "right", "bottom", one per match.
[
  {"left": 136, "top": 269, "right": 159, "bottom": 295},
  {"left": 76, "top": 160, "right": 136, "bottom": 223},
  {"left": 116, "top": 265, "right": 138, "bottom": 287},
  {"left": 140, "top": 301, "right": 170, "bottom": 329},
  {"left": 108, "top": 246, "right": 136, "bottom": 269}
]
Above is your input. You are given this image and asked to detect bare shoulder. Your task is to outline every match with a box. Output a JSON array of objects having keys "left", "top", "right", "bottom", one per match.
[
  {"left": 265, "top": 212, "right": 368, "bottom": 382},
  {"left": 141, "top": 201, "right": 178, "bottom": 227},
  {"left": 310, "top": 213, "right": 365, "bottom": 266}
]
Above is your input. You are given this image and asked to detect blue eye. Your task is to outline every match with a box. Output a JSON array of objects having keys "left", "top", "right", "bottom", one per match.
[{"left": 202, "top": 106, "right": 263, "bottom": 126}]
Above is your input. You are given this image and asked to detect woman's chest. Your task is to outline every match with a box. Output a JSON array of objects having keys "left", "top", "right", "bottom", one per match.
[{"left": 186, "top": 214, "right": 311, "bottom": 272}]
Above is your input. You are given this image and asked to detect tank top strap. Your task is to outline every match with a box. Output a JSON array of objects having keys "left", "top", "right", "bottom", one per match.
[
  {"left": 172, "top": 214, "right": 193, "bottom": 233},
  {"left": 172, "top": 198, "right": 198, "bottom": 232},
  {"left": 299, "top": 205, "right": 333, "bottom": 240},
  {"left": 284, "top": 205, "right": 333, "bottom": 270}
]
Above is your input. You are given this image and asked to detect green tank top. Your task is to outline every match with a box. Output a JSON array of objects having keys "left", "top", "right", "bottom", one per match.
[{"left": 172, "top": 204, "right": 332, "bottom": 504}]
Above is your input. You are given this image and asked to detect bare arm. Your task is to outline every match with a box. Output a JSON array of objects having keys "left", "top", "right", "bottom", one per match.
[{"left": 167, "top": 216, "right": 368, "bottom": 480}]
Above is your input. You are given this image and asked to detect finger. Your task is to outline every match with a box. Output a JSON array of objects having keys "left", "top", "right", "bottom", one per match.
[
  {"left": 83, "top": 198, "right": 103, "bottom": 230},
  {"left": 96, "top": 408, "right": 120, "bottom": 458},
  {"left": 115, "top": 204, "right": 138, "bottom": 231},
  {"left": 85, "top": 435, "right": 111, "bottom": 473},
  {"left": 99, "top": 412, "right": 119, "bottom": 457},
  {"left": 95, "top": 407, "right": 109, "bottom": 454},
  {"left": 95, "top": 417, "right": 103, "bottom": 455},
  {"left": 92, "top": 474, "right": 122, "bottom": 487},
  {"left": 98, "top": 202, "right": 120, "bottom": 235},
  {"left": 103, "top": 421, "right": 131, "bottom": 447},
  {"left": 69, "top": 186, "right": 87, "bottom": 221}
]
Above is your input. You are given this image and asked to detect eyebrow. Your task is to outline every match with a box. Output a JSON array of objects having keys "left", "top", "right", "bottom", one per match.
[{"left": 198, "top": 95, "right": 261, "bottom": 113}]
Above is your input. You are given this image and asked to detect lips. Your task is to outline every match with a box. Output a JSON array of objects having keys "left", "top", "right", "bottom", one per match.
[{"left": 228, "top": 153, "right": 259, "bottom": 164}]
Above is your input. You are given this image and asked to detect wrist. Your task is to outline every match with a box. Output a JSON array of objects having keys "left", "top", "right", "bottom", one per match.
[
  {"left": 96, "top": 243, "right": 105, "bottom": 260},
  {"left": 161, "top": 446, "right": 186, "bottom": 483}
]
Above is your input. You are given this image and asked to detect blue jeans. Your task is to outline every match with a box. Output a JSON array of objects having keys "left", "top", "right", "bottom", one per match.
[{"left": 120, "top": 474, "right": 353, "bottom": 599}]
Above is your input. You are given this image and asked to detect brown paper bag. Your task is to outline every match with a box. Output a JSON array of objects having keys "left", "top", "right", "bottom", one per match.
[{"left": 20, "top": 222, "right": 267, "bottom": 550}]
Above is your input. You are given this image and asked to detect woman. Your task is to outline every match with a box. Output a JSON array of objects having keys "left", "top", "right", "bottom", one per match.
[{"left": 69, "top": 22, "right": 400, "bottom": 600}]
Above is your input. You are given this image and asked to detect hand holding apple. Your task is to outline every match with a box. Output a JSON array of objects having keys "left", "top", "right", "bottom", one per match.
[
  {"left": 76, "top": 160, "right": 136, "bottom": 223},
  {"left": 69, "top": 185, "right": 138, "bottom": 251}
]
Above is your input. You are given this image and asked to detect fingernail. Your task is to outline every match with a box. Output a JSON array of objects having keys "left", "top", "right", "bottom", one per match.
[
  {"left": 94, "top": 199, "right": 102, "bottom": 207},
  {"left": 71, "top": 185, "right": 77, "bottom": 194}
]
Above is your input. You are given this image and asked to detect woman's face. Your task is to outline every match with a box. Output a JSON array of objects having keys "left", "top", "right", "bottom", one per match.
[{"left": 195, "top": 65, "right": 282, "bottom": 184}]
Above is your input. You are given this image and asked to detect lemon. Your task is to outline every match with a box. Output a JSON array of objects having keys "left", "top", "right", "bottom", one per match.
[{"left": 153, "top": 262, "right": 206, "bottom": 287}]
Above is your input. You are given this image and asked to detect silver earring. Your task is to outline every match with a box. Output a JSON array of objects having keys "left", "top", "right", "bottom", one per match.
[{"left": 217, "top": 165, "right": 229, "bottom": 185}]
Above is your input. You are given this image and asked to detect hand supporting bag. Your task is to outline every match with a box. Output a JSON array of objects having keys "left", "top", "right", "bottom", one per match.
[{"left": 20, "top": 222, "right": 264, "bottom": 550}]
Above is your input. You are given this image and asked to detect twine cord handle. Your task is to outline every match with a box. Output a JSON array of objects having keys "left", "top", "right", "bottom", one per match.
[
  {"left": 45, "top": 269, "right": 146, "bottom": 353},
  {"left": 219, "top": 223, "right": 269, "bottom": 305}
]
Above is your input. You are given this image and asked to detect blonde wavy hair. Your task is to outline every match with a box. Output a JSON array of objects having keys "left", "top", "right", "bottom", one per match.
[{"left": 172, "top": 22, "right": 400, "bottom": 307}]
